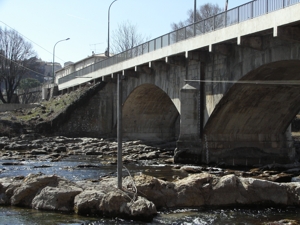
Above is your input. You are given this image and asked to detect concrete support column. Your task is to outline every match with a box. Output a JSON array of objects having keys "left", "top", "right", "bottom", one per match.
[
  {"left": 41, "top": 87, "right": 48, "bottom": 100},
  {"left": 285, "top": 124, "right": 294, "bottom": 148},
  {"left": 175, "top": 82, "right": 202, "bottom": 164}
]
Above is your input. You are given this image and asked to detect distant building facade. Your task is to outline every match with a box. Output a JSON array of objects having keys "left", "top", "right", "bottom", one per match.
[{"left": 55, "top": 53, "right": 107, "bottom": 84}]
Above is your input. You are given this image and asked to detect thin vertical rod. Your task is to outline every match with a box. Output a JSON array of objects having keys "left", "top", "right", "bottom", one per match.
[
  {"left": 107, "top": 0, "right": 117, "bottom": 57},
  {"left": 194, "top": 0, "right": 197, "bottom": 23},
  {"left": 194, "top": 0, "right": 197, "bottom": 35},
  {"left": 117, "top": 73, "right": 123, "bottom": 189}
]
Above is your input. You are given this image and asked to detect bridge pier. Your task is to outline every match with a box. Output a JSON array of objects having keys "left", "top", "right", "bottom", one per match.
[
  {"left": 204, "top": 131, "right": 296, "bottom": 166},
  {"left": 175, "top": 81, "right": 202, "bottom": 164}
]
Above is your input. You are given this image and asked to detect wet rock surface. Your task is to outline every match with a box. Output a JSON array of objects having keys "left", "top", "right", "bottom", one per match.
[
  {"left": 1, "top": 135, "right": 300, "bottom": 222},
  {"left": 1, "top": 172, "right": 300, "bottom": 222},
  {"left": 0, "top": 135, "right": 176, "bottom": 166},
  {"left": 1, "top": 135, "right": 300, "bottom": 183}
]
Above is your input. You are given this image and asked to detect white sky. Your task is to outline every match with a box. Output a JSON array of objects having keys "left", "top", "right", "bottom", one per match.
[{"left": 0, "top": 0, "right": 250, "bottom": 66}]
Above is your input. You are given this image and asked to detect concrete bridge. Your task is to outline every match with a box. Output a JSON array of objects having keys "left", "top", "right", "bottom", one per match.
[{"left": 54, "top": 0, "right": 300, "bottom": 166}]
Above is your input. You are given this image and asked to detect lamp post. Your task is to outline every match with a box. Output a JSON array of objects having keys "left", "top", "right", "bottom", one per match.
[
  {"left": 194, "top": 0, "right": 197, "bottom": 23},
  {"left": 194, "top": 0, "right": 197, "bottom": 35},
  {"left": 52, "top": 38, "right": 70, "bottom": 83},
  {"left": 107, "top": 0, "right": 117, "bottom": 57}
]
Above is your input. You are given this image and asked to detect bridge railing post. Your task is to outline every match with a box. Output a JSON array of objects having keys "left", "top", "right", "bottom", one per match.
[
  {"left": 251, "top": 1, "right": 253, "bottom": 18},
  {"left": 237, "top": 5, "right": 240, "bottom": 23}
]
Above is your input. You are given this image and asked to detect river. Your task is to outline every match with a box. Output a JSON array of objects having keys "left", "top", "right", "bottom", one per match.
[{"left": 0, "top": 156, "right": 300, "bottom": 224}]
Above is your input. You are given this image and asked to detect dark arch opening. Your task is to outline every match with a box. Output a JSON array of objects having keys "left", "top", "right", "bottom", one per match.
[
  {"left": 203, "top": 60, "right": 300, "bottom": 164},
  {"left": 205, "top": 60, "right": 300, "bottom": 137},
  {"left": 122, "top": 84, "right": 179, "bottom": 142}
]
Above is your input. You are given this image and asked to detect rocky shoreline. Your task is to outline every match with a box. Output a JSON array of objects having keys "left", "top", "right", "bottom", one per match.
[
  {"left": 1, "top": 172, "right": 300, "bottom": 222},
  {"left": 1, "top": 135, "right": 300, "bottom": 222}
]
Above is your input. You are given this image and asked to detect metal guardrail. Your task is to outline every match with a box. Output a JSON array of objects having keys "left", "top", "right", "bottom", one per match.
[{"left": 59, "top": 0, "right": 300, "bottom": 85}]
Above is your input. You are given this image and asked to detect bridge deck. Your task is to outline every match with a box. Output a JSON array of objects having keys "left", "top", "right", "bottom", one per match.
[{"left": 58, "top": 0, "right": 300, "bottom": 91}]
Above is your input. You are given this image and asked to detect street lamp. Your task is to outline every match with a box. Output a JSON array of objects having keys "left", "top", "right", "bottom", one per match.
[
  {"left": 194, "top": 0, "right": 197, "bottom": 23},
  {"left": 107, "top": 0, "right": 117, "bottom": 57},
  {"left": 194, "top": 0, "right": 197, "bottom": 35},
  {"left": 52, "top": 38, "right": 70, "bottom": 83}
]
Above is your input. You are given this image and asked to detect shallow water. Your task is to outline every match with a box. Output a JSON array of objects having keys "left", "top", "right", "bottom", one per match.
[
  {"left": 0, "top": 155, "right": 187, "bottom": 182},
  {"left": 1, "top": 156, "right": 300, "bottom": 224},
  {"left": 1, "top": 205, "right": 300, "bottom": 225}
]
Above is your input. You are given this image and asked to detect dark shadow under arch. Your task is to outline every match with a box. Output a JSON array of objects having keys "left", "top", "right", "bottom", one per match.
[
  {"left": 122, "top": 84, "right": 179, "bottom": 141},
  {"left": 203, "top": 60, "right": 300, "bottom": 164}
]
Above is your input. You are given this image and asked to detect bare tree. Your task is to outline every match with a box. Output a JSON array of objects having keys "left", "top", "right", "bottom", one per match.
[
  {"left": 171, "top": 3, "right": 223, "bottom": 40},
  {"left": 110, "top": 20, "right": 149, "bottom": 54},
  {"left": 0, "top": 27, "right": 36, "bottom": 103},
  {"left": 172, "top": 3, "right": 223, "bottom": 30}
]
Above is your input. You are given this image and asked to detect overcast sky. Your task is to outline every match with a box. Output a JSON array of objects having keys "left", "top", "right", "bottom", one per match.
[{"left": 0, "top": 0, "right": 250, "bottom": 66}]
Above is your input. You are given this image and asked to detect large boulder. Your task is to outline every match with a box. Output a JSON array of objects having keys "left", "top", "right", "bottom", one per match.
[
  {"left": 31, "top": 184, "right": 82, "bottom": 212},
  {"left": 74, "top": 190, "right": 106, "bottom": 216},
  {"left": 132, "top": 174, "right": 176, "bottom": 208},
  {"left": 209, "top": 174, "right": 246, "bottom": 205},
  {"left": 124, "top": 196, "right": 157, "bottom": 221},
  {"left": 209, "top": 174, "right": 297, "bottom": 206},
  {"left": 240, "top": 177, "right": 289, "bottom": 205},
  {"left": 99, "top": 190, "right": 129, "bottom": 215},
  {"left": 10, "top": 174, "right": 81, "bottom": 209},
  {"left": 174, "top": 173, "right": 213, "bottom": 207},
  {"left": 99, "top": 190, "right": 157, "bottom": 221},
  {"left": 0, "top": 177, "right": 22, "bottom": 205}
]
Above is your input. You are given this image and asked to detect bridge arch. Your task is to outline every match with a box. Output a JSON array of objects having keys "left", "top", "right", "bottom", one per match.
[
  {"left": 122, "top": 83, "right": 180, "bottom": 141},
  {"left": 204, "top": 60, "right": 300, "bottom": 164}
]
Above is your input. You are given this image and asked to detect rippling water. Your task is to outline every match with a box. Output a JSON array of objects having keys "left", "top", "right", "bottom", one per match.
[
  {"left": 0, "top": 155, "right": 188, "bottom": 181},
  {"left": 1, "top": 156, "right": 300, "bottom": 224},
  {"left": 1, "top": 206, "right": 300, "bottom": 225}
]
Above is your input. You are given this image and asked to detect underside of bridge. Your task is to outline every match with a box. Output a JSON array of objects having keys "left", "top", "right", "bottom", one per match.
[
  {"left": 204, "top": 60, "right": 300, "bottom": 165},
  {"left": 122, "top": 84, "right": 180, "bottom": 142}
]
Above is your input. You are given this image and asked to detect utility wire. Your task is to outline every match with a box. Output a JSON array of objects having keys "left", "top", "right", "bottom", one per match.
[
  {"left": 185, "top": 79, "right": 300, "bottom": 85},
  {"left": 0, "top": 53, "right": 46, "bottom": 77},
  {"left": 0, "top": 20, "right": 67, "bottom": 63}
]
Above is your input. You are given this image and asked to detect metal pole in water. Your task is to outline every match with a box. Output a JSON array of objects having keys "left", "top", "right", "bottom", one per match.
[{"left": 117, "top": 73, "right": 123, "bottom": 189}]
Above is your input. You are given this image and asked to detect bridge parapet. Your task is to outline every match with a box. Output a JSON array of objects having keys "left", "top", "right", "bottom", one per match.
[{"left": 57, "top": 0, "right": 300, "bottom": 91}]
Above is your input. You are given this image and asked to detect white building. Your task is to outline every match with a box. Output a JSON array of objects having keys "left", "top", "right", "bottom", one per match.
[{"left": 55, "top": 53, "right": 107, "bottom": 85}]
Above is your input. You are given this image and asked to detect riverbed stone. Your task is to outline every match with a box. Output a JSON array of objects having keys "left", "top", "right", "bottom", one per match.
[
  {"left": 99, "top": 190, "right": 129, "bottom": 215},
  {"left": 132, "top": 174, "right": 176, "bottom": 208},
  {"left": 11, "top": 174, "right": 67, "bottom": 207},
  {"left": 99, "top": 190, "right": 157, "bottom": 221},
  {"left": 124, "top": 196, "right": 157, "bottom": 221},
  {"left": 174, "top": 173, "right": 213, "bottom": 207},
  {"left": 264, "top": 219, "right": 300, "bottom": 225},
  {"left": 0, "top": 181, "right": 10, "bottom": 205},
  {"left": 242, "top": 177, "right": 289, "bottom": 205},
  {"left": 32, "top": 185, "right": 82, "bottom": 212},
  {"left": 74, "top": 190, "right": 106, "bottom": 216},
  {"left": 210, "top": 174, "right": 244, "bottom": 205}
]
